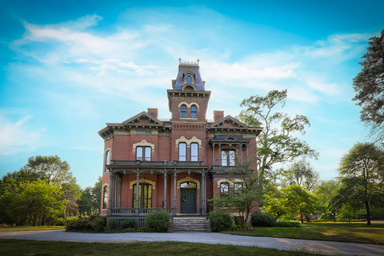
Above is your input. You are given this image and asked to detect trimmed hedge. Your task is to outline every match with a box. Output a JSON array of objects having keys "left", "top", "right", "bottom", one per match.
[
  {"left": 121, "top": 219, "right": 136, "bottom": 229},
  {"left": 65, "top": 217, "right": 105, "bottom": 232},
  {"left": 276, "top": 220, "right": 302, "bottom": 227},
  {"left": 145, "top": 210, "right": 171, "bottom": 232},
  {"left": 209, "top": 211, "right": 232, "bottom": 232},
  {"left": 251, "top": 211, "right": 276, "bottom": 227}
]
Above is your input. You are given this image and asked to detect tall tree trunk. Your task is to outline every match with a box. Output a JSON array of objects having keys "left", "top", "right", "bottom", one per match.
[
  {"left": 300, "top": 211, "right": 303, "bottom": 223},
  {"left": 366, "top": 201, "right": 371, "bottom": 225}
]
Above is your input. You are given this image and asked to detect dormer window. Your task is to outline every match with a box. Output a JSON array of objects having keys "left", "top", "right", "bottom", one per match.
[
  {"left": 186, "top": 75, "right": 192, "bottom": 84},
  {"left": 191, "top": 105, "right": 197, "bottom": 118},
  {"left": 181, "top": 105, "right": 187, "bottom": 118}
]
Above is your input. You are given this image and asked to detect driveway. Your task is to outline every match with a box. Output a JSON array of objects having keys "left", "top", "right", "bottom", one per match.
[{"left": 1, "top": 229, "right": 384, "bottom": 256}]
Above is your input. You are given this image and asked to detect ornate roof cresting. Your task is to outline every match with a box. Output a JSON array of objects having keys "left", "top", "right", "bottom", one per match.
[{"left": 179, "top": 58, "right": 199, "bottom": 66}]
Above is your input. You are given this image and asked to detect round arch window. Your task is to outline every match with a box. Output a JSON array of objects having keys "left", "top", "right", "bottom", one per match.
[{"left": 180, "top": 182, "right": 197, "bottom": 188}]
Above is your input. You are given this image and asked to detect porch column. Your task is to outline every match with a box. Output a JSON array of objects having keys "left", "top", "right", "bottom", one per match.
[
  {"left": 219, "top": 143, "right": 221, "bottom": 165},
  {"left": 108, "top": 171, "right": 113, "bottom": 214},
  {"left": 201, "top": 171, "right": 206, "bottom": 215},
  {"left": 118, "top": 176, "right": 122, "bottom": 208},
  {"left": 173, "top": 170, "right": 177, "bottom": 215},
  {"left": 113, "top": 175, "right": 117, "bottom": 208},
  {"left": 163, "top": 170, "right": 167, "bottom": 209},
  {"left": 211, "top": 143, "right": 215, "bottom": 166},
  {"left": 136, "top": 169, "right": 140, "bottom": 214}
]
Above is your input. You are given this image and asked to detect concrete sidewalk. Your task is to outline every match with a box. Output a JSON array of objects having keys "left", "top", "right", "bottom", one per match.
[{"left": 1, "top": 229, "right": 384, "bottom": 256}]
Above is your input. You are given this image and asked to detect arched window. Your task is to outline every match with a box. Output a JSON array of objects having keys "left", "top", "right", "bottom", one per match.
[
  {"left": 179, "top": 142, "right": 187, "bottom": 161},
  {"left": 181, "top": 105, "right": 187, "bottom": 118},
  {"left": 136, "top": 146, "right": 151, "bottom": 161},
  {"left": 234, "top": 182, "right": 243, "bottom": 193},
  {"left": 190, "top": 143, "right": 198, "bottom": 161},
  {"left": 105, "top": 151, "right": 110, "bottom": 172},
  {"left": 103, "top": 186, "right": 108, "bottom": 209},
  {"left": 186, "top": 75, "right": 192, "bottom": 83},
  {"left": 220, "top": 182, "right": 229, "bottom": 198},
  {"left": 133, "top": 183, "right": 152, "bottom": 208},
  {"left": 191, "top": 105, "right": 197, "bottom": 118}
]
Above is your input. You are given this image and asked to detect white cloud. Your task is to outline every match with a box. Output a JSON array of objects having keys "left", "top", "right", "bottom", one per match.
[{"left": 0, "top": 114, "right": 43, "bottom": 155}]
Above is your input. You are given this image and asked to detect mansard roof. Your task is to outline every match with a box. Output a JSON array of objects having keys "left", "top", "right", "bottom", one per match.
[
  {"left": 122, "top": 111, "right": 164, "bottom": 126},
  {"left": 172, "top": 59, "right": 205, "bottom": 91}
]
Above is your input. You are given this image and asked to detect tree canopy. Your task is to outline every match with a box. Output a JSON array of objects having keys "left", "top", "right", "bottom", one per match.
[
  {"left": 331, "top": 143, "right": 384, "bottom": 225},
  {"left": 239, "top": 90, "right": 318, "bottom": 188},
  {"left": 281, "top": 159, "right": 319, "bottom": 192},
  {"left": 353, "top": 29, "right": 384, "bottom": 143}
]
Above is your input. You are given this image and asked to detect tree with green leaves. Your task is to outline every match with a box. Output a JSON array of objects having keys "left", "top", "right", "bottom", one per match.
[
  {"left": 21, "top": 156, "right": 81, "bottom": 215},
  {"left": 281, "top": 185, "right": 319, "bottom": 223},
  {"left": 0, "top": 179, "right": 67, "bottom": 226},
  {"left": 332, "top": 143, "right": 384, "bottom": 225},
  {"left": 77, "top": 177, "right": 102, "bottom": 215},
  {"left": 353, "top": 30, "right": 384, "bottom": 143},
  {"left": 281, "top": 159, "right": 319, "bottom": 192},
  {"left": 338, "top": 204, "right": 359, "bottom": 223},
  {"left": 210, "top": 165, "right": 263, "bottom": 225},
  {"left": 239, "top": 90, "right": 318, "bottom": 189},
  {"left": 314, "top": 179, "right": 341, "bottom": 220}
]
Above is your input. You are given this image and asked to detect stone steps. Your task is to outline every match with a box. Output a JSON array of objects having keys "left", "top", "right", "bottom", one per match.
[{"left": 172, "top": 217, "right": 207, "bottom": 232}]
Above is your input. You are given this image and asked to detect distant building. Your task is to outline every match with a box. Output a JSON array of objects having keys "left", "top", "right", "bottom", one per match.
[{"left": 98, "top": 60, "right": 262, "bottom": 226}]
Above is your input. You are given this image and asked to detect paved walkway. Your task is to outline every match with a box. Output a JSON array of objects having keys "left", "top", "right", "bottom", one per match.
[{"left": 1, "top": 230, "right": 384, "bottom": 256}]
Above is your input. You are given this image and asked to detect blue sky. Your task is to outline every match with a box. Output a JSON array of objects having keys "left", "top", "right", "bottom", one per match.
[{"left": 1, "top": 0, "right": 383, "bottom": 189}]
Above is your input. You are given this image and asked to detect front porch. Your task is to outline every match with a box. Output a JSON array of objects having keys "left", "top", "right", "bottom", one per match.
[{"left": 106, "top": 160, "right": 209, "bottom": 217}]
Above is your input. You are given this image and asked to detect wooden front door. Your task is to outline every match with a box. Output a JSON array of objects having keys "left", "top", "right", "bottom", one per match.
[{"left": 180, "top": 188, "right": 197, "bottom": 214}]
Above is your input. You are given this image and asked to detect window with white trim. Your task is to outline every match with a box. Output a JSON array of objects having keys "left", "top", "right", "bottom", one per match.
[
  {"left": 103, "top": 186, "right": 108, "bottom": 209},
  {"left": 181, "top": 105, "right": 187, "bottom": 118},
  {"left": 191, "top": 105, "right": 197, "bottom": 118},
  {"left": 179, "top": 142, "right": 187, "bottom": 161},
  {"left": 136, "top": 146, "right": 151, "bottom": 161},
  {"left": 221, "top": 150, "right": 235, "bottom": 166},
  {"left": 190, "top": 143, "right": 199, "bottom": 161},
  {"left": 105, "top": 151, "right": 110, "bottom": 171},
  {"left": 220, "top": 182, "right": 229, "bottom": 198}
]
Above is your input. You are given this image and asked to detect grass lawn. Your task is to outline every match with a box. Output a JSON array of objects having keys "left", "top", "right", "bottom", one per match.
[
  {"left": 0, "top": 226, "right": 64, "bottom": 232},
  {"left": 0, "top": 239, "right": 326, "bottom": 256},
  {"left": 223, "top": 222, "right": 384, "bottom": 245}
]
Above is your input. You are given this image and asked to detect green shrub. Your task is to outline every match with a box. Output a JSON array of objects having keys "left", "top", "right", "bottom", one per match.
[
  {"left": 90, "top": 218, "right": 105, "bottom": 232},
  {"left": 55, "top": 218, "right": 65, "bottom": 226},
  {"left": 209, "top": 211, "right": 232, "bottom": 232},
  {"left": 108, "top": 219, "right": 117, "bottom": 229},
  {"left": 242, "top": 224, "right": 249, "bottom": 229},
  {"left": 145, "top": 210, "right": 171, "bottom": 232},
  {"left": 276, "top": 220, "right": 302, "bottom": 227},
  {"left": 136, "top": 227, "right": 145, "bottom": 232},
  {"left": 251, "top": 211, "right": 276, "bottom": 227},
  {"left": 121, "top": 219, "right": 136, "bottom": 229}
]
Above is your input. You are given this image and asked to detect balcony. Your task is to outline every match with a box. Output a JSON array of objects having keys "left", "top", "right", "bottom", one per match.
[{"left": 110, "top": 160, "right": 207, "bottom": 167}]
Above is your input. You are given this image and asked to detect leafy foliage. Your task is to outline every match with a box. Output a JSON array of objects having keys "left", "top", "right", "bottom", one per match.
[
  {"left": 281, "top": 159, "right": 319, "bottom": 192},
  {"left": 239, "top": 90, "right": 318, "bottom": 189},
  {"left": 65, "top": 217, "right": 105, "bottom": 232},
  {"left": 144, "top": 210, "right": 171, "bottom": 232},
  {"left": 275, "top": 220, "right": 302, "bottom": 227},
  {"left": 209, "top": 165, "right": 263, "bottom": 224},
  {"left": 107, "top": 219, "right": 117, "bottom": 229},
  {"left": 353, "top": 30, "right": 384, "bottom": 143},
  {"left": 331, "top": 143, "right": 384, "bottom": 225},
  {"left": 121, "top": 219, "right": 136, "bottom": 229},
  {"left": 208, "top": 211, "right": 233, "bottom": 232},
  {"left": 77, "top": 177, "right": 102, "bottom": 215},
  {"left": 250, "top": 210, "right": 276, "bottom": 227}
]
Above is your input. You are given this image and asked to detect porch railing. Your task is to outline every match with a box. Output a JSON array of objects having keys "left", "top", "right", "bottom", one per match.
[{"left": 110, "top": 208, "right": 176, "bottom": 216}]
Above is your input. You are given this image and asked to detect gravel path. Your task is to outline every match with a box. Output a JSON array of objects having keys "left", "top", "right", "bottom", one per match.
[{"left": 1, "top": 229, "right": 384, "bottom": 256}]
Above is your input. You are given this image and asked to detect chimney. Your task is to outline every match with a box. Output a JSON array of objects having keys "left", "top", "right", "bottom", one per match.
[
  {"left": 147, "top": 108, "right": 158, "bottom": 119},
  {"left": 214, "top": 111, "right": 224, "bottom": 122}
]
